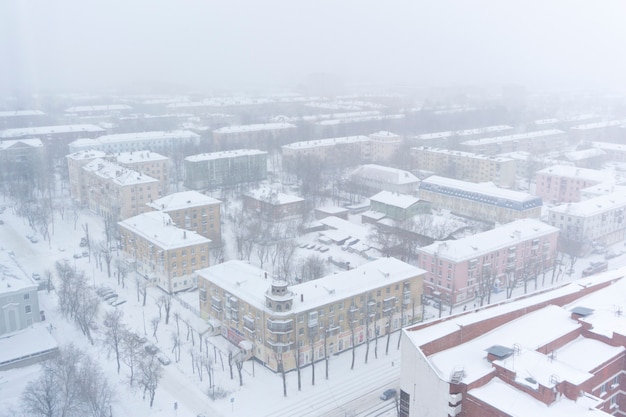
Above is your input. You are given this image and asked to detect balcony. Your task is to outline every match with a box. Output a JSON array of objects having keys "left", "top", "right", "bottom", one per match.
[
  {"left": 267, "top": 340, "right": 293, "bottom": 352},
  {"left": 267, "top": 319, "right": 294, "bottom": 334},
  {"left": 243, "top": 316, "right": 255, "bottom": 333}
]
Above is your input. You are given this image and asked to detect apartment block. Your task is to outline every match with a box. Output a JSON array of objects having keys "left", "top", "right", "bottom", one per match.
[
  {"left": 212, "top": 122, "right": 297, "bottom": 150},
  {"left": 119, "top": 211, "right": 211, "bottom": 293},
  {"left": 114, "top": 151, "right": 170, "bottom": 196},
  {"left": 535, "top": 165, "right": 617, "bottom": 204},
  {"left": 243, "top": 188, "right": 305, "bottom": 221},
  {"left": 81, "top": 158, "right": 159, "bottom": 221},
  {"left": 460, "top": 129, "right": 567, "bottom": 155},
  {"left": 281, "top": 135, "right": 370, "bottom": 170},
  {"left": 147, "top": 190, "right": 222, "bottom": 246},
  {"left": 416, "top": 219, "right": 559, "bottom": 307},
  {"left": 547, "top": 191, "right": 626, "bottom": 255},
  {"left": 66, "top": 150, "right": 108, "bottom": 206},
  {"left": 348, "top": 164, "right": 421, "bottom": 195},
  {"left": 411, "top": 146, "right": 516, "bottom": 188},
  {"left": 400, "top": 269, "right": 626, "bottom": 417},
  {"left": 68, "top": 130, "right": 200, "bottom": 154},
  {"left": 369, "top": 131, "right": 402, "bottom": 163},
  {"left": 0, "top": 139, "right": 45, "bottom": 184},
  {"left": 419, "top": 176, "right": 542, "bottom": 224},
  {"left": 184, "top": 149, "right": 267, "bottom": 190},
  {"left": 197, "top": 258, "right": 425, "bottom": 372}
]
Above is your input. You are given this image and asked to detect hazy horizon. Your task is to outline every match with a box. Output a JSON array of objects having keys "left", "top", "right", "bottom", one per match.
[{"left": 2, "top": 1, "right": 626, "bottom": 96}]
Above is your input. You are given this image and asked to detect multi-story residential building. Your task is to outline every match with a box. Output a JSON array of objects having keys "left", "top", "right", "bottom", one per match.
[
  {"left": 419, "top": 176, "right": 542, "bottom": 224},
  {"left": 243, "top": 188, "right": 305, "bottom": 221},
  {"left": 369, "top": 191, "right": 429, "bottom": 221},
  {"left": 0, "top": 271, "right": 41, "bottom": 335},
  {"left": 119, "top": 211, "right": 211, "bottom": 293},
  {"left": 369, "top": 131, "right": 402, "bottom": 163},
  {"left": 212, "top": 122, "right": 297, "bottom": 150},
  {"left": 400, "top": 269, "right": 626, "bottom": 417},
  {"left": 593, "top": 141, "right": 626, "bottom": 163},
  {"left": 114, "top": 151, "right": 170, "bottom": 196},
  {"left": 460, "top": 129, "right": 567, "bottom": 155},
  {"left": 184, "top": 149, "right": 267, "bottom": 190},
  {"left": 66, "top": 150, "right": 108, "bottom": 206},
  {"left": 411, "top": 146, "right": 517, "bottom": 188},
  {"left": 313, "top": 113, "right": 405, "bottom": 139},
  {"left": 535, "top": 164, "right": 617, "bottom": 204},
  {"left": 80, "top": 158, "right": 159, "bottom": 221},
  {"left": 348, "top": 164, "right": 421, "bottom": 195},
  {"left": 562, "top": 148, "right": 606, "bottom": 169},
  {"left": 197, "top": 257, "right": 425, "bottom": 372},
  {"left": 0, "top": 138, "right": 45, "bottom": 184},
  {"left": 281, "top": 135, "right": 370, "bottom": 170},
  {"left": 147, "top": 190, "right": 222, "bottom": 246},
  {"left": 416, "top": 218, "right": 559, "bottom": 306},
  {"left": 0, "top": 110, "right": 47, "bottom": 129},
  {"left": 569, "top": 120, "right": 625, "bottom": 143},
  {"left": 68, "top": 130, "right": 200, "bottom": 154},
  {"left": 547, "top": 191, "right": 626, "bottom": 255},
  {"left": 409, "top": 125, "right": 514, "bottom": 148}
]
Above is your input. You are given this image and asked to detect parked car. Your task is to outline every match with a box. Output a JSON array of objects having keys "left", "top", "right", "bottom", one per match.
[
  {"left": 112, "top": 299, "right": 126, "bottom": 307},
  {"left": 73, "top": 253, "right": 82, "bottom": 259},
  {"left": 380, "top": 388, "right": 397, "bottom": 401},
  {"left": 82, "top": 251, "right": 89, "bottom": 257},
  {"left": 32, "top": 273, "right": 41, "bottom": 281},
  {"left": 605, "top": 249, "right": 623, "bottom": 260},
  {"left": 582, "top": 261, "right": 608, "bottom": 277},
  {"left": 157, "top": 354, "right": 171, "bottom": 365},
  {"left": 29, "top": 237, "right": 38, "bottom": 243},
  {"left": 145, "top": 344, "right": 159, "bottom": 355},
  {"left": 102, "top": 293, "right": 118, "bottom": 301},
  {"left": 80, "top": 237, "right": 88, "bottom": 247}
]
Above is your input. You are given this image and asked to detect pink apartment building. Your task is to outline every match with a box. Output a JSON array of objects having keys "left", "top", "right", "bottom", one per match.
[
  {"left": 416, "top": 218, "right": 559, "bottom": 307},
  {"left": 535, "top": 164, "right": 616, "bottom": 204}
]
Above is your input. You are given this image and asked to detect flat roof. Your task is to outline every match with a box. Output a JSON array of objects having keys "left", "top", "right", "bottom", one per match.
[
  {"left": 549, "top": 190, "right": 626, "bottom": 217},
  {"left": 245, "top": 188, "right": 304, "bottom": 205},
  {"left": 536, "top": 164, "right": 616, "bottom": 183},
  {"left": 83, "top": 158, "right": 158, "bottom": 186},
  {"left": 115, "top": 151, "right": 168, "bottom": 164},
  {"left": 461, "top": 129, "right": 565, "bottom": 146},
  {"left": 420, "top": 175, "right": 539, "bottom": 203},
  {"left": 65, "top": 104, "right": 132, "bottom": 113},
  {"left": 282, "top": 135, "right": 369, "bottom": 150},
  {"left": 413, "top": 146, "right": 514, "bottom": 162},
  {"left": 350, "top": 164, "right": 420, "bottom": 185},
  {"left": 96, "top": 130, "right": 199, "bottom": 144},
  {"left": 370, "top": 190, "right": 420, "bottom": 209},
  {"left": 213, "top": 123, "right": 296, "bottom": 134}
]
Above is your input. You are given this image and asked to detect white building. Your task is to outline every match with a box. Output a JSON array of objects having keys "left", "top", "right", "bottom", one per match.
[{"left": 68, "top": 130, "right": 200, "bottom": 154}]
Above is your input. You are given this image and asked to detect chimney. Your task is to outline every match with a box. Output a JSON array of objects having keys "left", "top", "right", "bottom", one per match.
[
  {"left": 183, "top": 231, "right": 187, "bottom": 239},
  {"left": 301, "top": 294, "right": 304, "bottom": 302}
]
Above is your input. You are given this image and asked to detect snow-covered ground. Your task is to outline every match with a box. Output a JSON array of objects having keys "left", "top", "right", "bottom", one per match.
[
  {"left": 0, "top": 201, "right": 405, "bottom": 417},
  {"left": 3, "top": 190, "right": 626, "bottom": 417}
]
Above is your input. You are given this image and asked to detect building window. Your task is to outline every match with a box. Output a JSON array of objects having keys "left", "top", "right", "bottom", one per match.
[
  {"left": 25, "top": 305, "right": 32, "bottom": 314},
  {"left": 23, "top": 293, "right": 30, "bottom": 300},
  {"left": 600, "top": 382, "right": 608, "bottom": 396}
]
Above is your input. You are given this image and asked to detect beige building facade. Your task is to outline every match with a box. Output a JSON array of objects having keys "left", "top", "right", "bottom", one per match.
[{"left": 197, "top": 258, "right": 425, "bottom": 372}]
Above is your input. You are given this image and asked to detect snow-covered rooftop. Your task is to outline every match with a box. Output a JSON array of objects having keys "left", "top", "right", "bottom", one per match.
[
  {"left": 418, "top": 218, "right": 558, "bottom": 261},
  {"left": 213, "top": 123, "right": 296, "bottom": 134},
  {"left": 570, "top": 120, "right": 625, "bottom": 130},
  {"left": 549, "top": 190, "right": 626, "bottom": 217},
  {"left": 0, "top": 110, "right": 45, "bottom": 117},
  {"left": 0, "top": 325, "right": 58, "bottom": 367},
  {"left": 198, "top": 258, "right": 424, "bottom": 314},
  {"left": 564, "top": 148, "right": 606, "bottom": 161},
  {"left": 370, "top": 190, "right": 420, "bottom": 209},
  {"left": 315, "top": 114, "right": 404, "bottom": 126},
  {"left": 185, "top": 149, "right": 267, "bottom": 162},
  {"left": 593, "top": 141, "right": 626, "bottom": 152},
  {"left": 461, "top": 129, "right": 565, "bottom": 146},
  {"left": 415, "top": 125, "right": 513, "bottom": 140},
  {"left": 349, "top": 164, "right": 420, "bottom": 185},
  {"left": 420, "top": 175, "right": 539, "bottom": 203},
  {"left": 469, "top": 378, "right": 611, "bottom": 417},
  {"left": 115, "top": 151, "right": 168, "bottom": 164},
  {"left": 66, "top": 149, "right": 107, "bottom": 161},
  {"left": 65, "top": 104, "right": 132, "bottom": 113},
  {"left": 533, "top": 118, "right": 560, "bottom": 125},
  {"left": 536, "top": 164, "right": 616, "bottom": 183},
  {"left": 0, "top": 138, "right": 43, "bottom": 150},
  {"left": 147, "top": 191, "right": 221, "bottom": 212},
  {"left": 96, "top": 130, "right": 199, "bottom": 144},
  {"left": 282, "top": 135, "right": 369, "bottom": 150},
  {"left": 119, "top": 211, "right": 210, "bottom": 250},
  {"left": 0, "top": 124, "right": 105, "bottom": 138},
  {"left": 245, "top": 188, "right": 304, "bottom": 205},
  {"left": 414, "top": 146, "right": 514, "bottom": 162},
  {"left": 83, "top": 158, "right": 158, "bottom": 186},
  {"left": 319, "top": 216, "right": 370, "bottom": 242}
]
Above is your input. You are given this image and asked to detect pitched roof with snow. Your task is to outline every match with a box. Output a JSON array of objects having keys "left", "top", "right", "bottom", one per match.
[
  {"left": 282, "top": 135, "right": 369, "bottom": 150},
  {"left": 370, "top": 190, "right": 420, "bottom": 209},
  {"left": 0, "top": 124, "right": 105, "bottom": 138},
  {"left": 549, "top": 190, "right": 626, "bottom": 217},
  {"left": 115, "top": 151, "right": 168, "bottom": 164},
  {"left": 119, "top": 211, "right": 210, "bottom": 250},
  {"left": 0, "top": 138, "right": 44, "bottom": 150},
  {"left": 417, "top": 218, "right": 558, "bottom": 261},
  {"left": 147, "top": 191, "right": 221, "bottom": 211},
  {"left": 83, "top": 158, "right": 158, "bottom": 186},
  {"left": 213, "top": 123, "right": 296, "bottom": 134},
  {"left": 185, "top": 149, "right": 267, "bottom": 162},
  {"left": 350, "top": 164, "right": 420, "bottom": 185},
  {"left": 461, "top": 129, "right": 565, "bottom": 146},
  {"left": 536, "top": 164, "right": 616, "bottom": 183}
]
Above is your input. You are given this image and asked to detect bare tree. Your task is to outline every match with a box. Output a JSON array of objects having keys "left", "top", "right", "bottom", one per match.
[
  {"left": 300, "top": 255, "right": 326, "bottom": 283},
  {"left": 348, "top": 303, "right": 359, "bottom": 370},
  {"left": 170, "top": 331, "right": 181, "bottom": 363},
  {"left": 150, "top": 316, "right": 160, "bottom": 342},
  {"left": 121, "top": 331, "right": 144, "bottom": 386},
  {"left": 103, "top": 310, "right": 126, "bottom": 373},
  {"left": 138, "top": 355, "right": 163, "bottom": 408},
  {"left": 157, "top": 295, "right": 172, "bottom": 325}
]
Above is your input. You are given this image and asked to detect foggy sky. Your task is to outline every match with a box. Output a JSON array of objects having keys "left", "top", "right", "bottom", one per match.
[{"left": 2, "top": 0, "right": 626, "bottom": 95}]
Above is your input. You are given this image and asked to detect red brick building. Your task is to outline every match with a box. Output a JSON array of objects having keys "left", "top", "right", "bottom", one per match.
[{"left": 400, "top": 268, "right": 626, "bottom": 417}]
